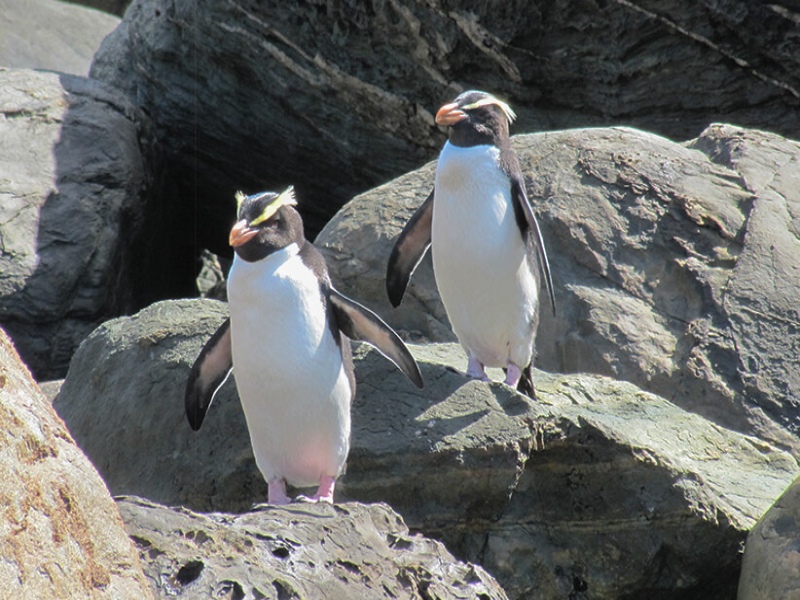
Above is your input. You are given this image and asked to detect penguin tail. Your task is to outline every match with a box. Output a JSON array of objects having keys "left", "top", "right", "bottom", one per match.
[{"left": 516, "top": 363, "right": 536, "bottom": 400}]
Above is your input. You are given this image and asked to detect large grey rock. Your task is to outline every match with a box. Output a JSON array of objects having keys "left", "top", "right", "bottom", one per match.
[
  {"left": 119, "top": 496, "right": 508, "bottom": 599},
  {"left": 0, "top": 326, "right": 152, "bottom": 598},
  {"left": 89, "top": 0, "right": 800, "bottom": 249},
  {"left": 0, "top": 67, "right": 158, "bottom": 379},
  {"left": 738, "top": 475, "right": 800, "bottom": 600},
  {"left": 0, "top": 0, "right": 120, "bottom": 76},
  {"left": 317, "top": 124, "right": 800, "bottom": 460},
  {"left": 54, "top": 299, "right": 799, "bottom": 599}
]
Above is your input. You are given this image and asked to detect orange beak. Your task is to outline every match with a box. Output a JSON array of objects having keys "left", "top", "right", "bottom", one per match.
[
  {"left": 435, "top": 102, "right": 467, "bottom": 126},
  {"left": 229, "top": 219, "right": 259, "bottom": 247}
]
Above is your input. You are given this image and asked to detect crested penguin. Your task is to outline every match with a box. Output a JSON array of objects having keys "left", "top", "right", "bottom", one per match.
[
  {"left": 187, "top": 187, "right": 423, "bottom": 505},
  {"left": 386, "top": 90, "right": 555, "bottom": 398}
]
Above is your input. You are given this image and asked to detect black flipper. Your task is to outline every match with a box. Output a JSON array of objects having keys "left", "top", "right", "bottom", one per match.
[
  {"left": 328, "top": 289, "right": 424, "bottom": 388},
  {"left": 510, "top": 177, "right": 557, "bottom": 317},
  {"left": 185, "top": 318, "right": 233, "bottom": 431},
  {"left": 386, "top": 190, "right": 434, "bottom": 307}
]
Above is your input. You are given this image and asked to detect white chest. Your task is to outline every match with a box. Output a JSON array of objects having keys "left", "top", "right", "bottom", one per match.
[
  {"left": 432, "top": 143, "right": 517, "bottom": 252},
  {"left": 432, "top": 143, "right": 523, "bottom": 276},
  {"left": 431, "top": 142, "right": 539, "bottom": 368},
  {"left": 227, "top": 245, "right": 331, "bottom": 376}
]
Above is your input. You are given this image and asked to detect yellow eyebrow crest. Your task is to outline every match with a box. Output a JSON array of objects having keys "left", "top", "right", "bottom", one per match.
[
  {"left": 235, "top": 190, "right": 247, "bottom": 214},
  {"left": 250, "top": 186, "right": 297, "bottom": 226},
  {"left": 462, "top": 97, "right": 516, "bottom": 123}
]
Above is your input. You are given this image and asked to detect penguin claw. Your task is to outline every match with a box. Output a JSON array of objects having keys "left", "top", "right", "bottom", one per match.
[
  {"left": 296, "top": 475, "right": 336, "bottom": 504},
  {"left": 296, "top": 494, "right": 333, "bottom": 504}
]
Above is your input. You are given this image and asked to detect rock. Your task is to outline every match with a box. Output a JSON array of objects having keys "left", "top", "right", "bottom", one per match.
[
  {"left": 349, "top": 343, "right": 797, "bottom": 599},
  {"left": 0, "top": 326, "right": 152, "bottom": 598},
  {"left": 66, "top": 0, "right": 132, "bottom": 17},
  {"left": 56, "top": 299, "right": 266, "bottom": 511},
  {"left": 38, "top": 379, "right": 64, "bottom": 404},
  {"left": 317, "top": 124, "right": 800, "bottom": 459},
  {"left": 738, "top": 475, "right": 800, "bottom": 600},
  {"left": 54, "top": 298, "right": 799, "bottom": 599},
  {"left": 89, "top": 0, "right": 800, "bottom": 253},
  {"left": 118, "top": 496, "right": 508, "bottom": 599},
  {"left": 195, "top": 166, "right": 446, "bottom": 336},
  {"left": 0, "top": 67, "right": 158, "bottom": 379},
  {"left": 89, "top": 0, "right": 445, "bottom": 248},
  {"left": 0, "top": 0, "right": 120, "bottom": 76},
  {"left": 318, "top": 160, "right": 453, "bottom": 344},
  {"left": 195, "top": 249, "right": 228, "bottom": 301}
]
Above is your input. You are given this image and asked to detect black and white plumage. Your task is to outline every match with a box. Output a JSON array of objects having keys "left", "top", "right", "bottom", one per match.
[
  {"left": 186, "top": 187, "right": 423, "bottom": 505},
  {"left": 386, "top": 90, "right": 555, "bottom": 398}
]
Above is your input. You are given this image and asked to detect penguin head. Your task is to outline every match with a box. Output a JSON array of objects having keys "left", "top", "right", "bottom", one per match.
[
  {"left": 229, "top": 186, "right": 304, "bottom": 262},
  {"left": 435, "top": 90, "right": 516, "bottom": 147}
]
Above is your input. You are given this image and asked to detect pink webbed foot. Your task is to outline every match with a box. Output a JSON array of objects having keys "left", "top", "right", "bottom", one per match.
[
  {"left": 504, "top": 363, "right": 523, "bottom": 388},
  {"left": 268, "top": 478, "right": 291, "bottom": 505},
  {"left": 298, "top": 475, "right": 336, "bottom": 504},
  {"left": 465, "top": 354, "right": 490, "bottom": 382}
]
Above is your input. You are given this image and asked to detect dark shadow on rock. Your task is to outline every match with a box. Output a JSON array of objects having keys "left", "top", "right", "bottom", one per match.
[{"left": 0, "top": 71, "right": 165, "bottom": 379}]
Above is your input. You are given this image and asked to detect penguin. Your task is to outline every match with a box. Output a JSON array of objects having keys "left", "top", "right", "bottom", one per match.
[
  {"left": 386, "top": 90, "right": 555, "bottom": 398},
  {"left": 186, "top": 186, "right": 423, "bottom": 505}
]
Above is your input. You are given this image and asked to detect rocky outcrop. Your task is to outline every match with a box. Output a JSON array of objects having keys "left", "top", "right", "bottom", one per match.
[
  {"left": 54, "top": 298, "right": 798, "bottom": 598},
  {"left": 89, "top": 0, "right": 800, "bottom": 249},
  {"left": 738, "top": 474, "right": 800, "bottom": 600},
  {"left": 0, "top": 67, "right": 159, "bottom": 379},
  {"left": 119, "top": 496, "right": 507, "bottom": 599},
  {"left": 317, "top": 124, "right": 800, "bottom": 461},
  {"left": 349, "top": 343, "right": 797, "bottom": 600},
  {"left": 0, "top": 0, "right": 120, "bottom": 76},
  {"left": 0, "top": 326, "right": 152, "bottom": 598}
]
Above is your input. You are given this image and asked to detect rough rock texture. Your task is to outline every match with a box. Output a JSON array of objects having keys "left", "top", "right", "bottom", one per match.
[
  {"left": 0, "top": 327, "right": 152, "bottom": 599},
  {"left": 738, "top": 474, "right": 800, "bottom": 600},
  {"left": 119, "top": 496, "right": 508, "bottom": 600},
  {"left": 89, "top": 0, "right": 800, "bottom": 249},
  {"left": 0, "top": 0, "right": 120, "bottom": 76},
  {"left": 54, "top": 299, "right": 799, "bottom": 599},
  {"left": 317, "top": 124, "right": 800, "bottom": 460},
  {"left": 0, "top": 67, "right": 158, "bottom": 379}
]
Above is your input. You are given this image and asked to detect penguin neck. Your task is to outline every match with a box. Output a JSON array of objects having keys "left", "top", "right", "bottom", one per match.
[
  {"left": 449, "top": 122, "right": 499, "bottom": 148},
  {"left": 232, "top": 242, "right": 300, "bottom": 277}
]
